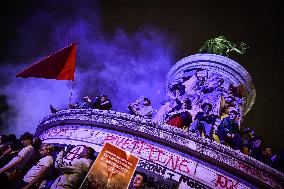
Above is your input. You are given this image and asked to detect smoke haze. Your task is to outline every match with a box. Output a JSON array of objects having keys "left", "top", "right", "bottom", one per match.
[{"left": 0, "top": 1, "right": 175, "bottom": 136}]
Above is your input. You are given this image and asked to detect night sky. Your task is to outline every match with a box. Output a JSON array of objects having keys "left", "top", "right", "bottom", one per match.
[{"left": 0, "top": 1, "right": 283, "bottom": 152}]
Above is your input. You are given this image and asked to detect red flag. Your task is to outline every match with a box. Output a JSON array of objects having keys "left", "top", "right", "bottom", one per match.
[{"left": 16, "top": 43, "right": 77, "bottom": 81}]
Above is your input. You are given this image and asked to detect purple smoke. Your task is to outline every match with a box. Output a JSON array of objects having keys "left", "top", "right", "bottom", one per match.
[{"left": 0, "top": 1, "right": 175, "bottom": 136}]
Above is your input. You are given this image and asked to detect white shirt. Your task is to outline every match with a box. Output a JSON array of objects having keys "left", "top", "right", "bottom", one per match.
[
  {"left": 23, "top": 155, "right": 53, "bottom": 183},
  {"left": 137, "top": 105, "right": 154, "bottom": 119},
  {"left": 3, "top": 145, "right": 35, "bottom": 172}
]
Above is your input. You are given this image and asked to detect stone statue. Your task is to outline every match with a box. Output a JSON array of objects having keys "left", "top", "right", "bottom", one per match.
[{"left": 199, "top": 36, "right": 247, "bottom": 57}]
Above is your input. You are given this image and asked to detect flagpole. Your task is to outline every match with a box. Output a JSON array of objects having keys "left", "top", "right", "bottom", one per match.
[{"left": 69, "top": 80, "right": 74, "bottom": 105}]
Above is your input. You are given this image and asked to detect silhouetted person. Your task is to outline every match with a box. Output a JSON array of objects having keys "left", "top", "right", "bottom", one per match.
[
  {"left": 263, "top": 146, "right": 281, "bottom": 170},
  {"left": 249, "top": 136, "right": 264, "bottom": 162},
  {"left": 92, "top": 95, "right": 112, "bottom": 110}
]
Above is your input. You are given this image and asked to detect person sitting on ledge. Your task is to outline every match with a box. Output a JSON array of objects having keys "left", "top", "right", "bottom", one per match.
[
  {"left": 249, "top": 136, "right": 264, "bottom": 162},
  {"left": 92, "top": 95, "right": 112, "bottom": 110},
  {"left": 50, "top": 96, "right": 93, "bottom": 113},
  {"left": 189, "top": 102, "right": 218, "bottom": 139},
  {"left": 50, "top": 95, "right": 112, "bottom": 113},
  {"left": 128, "top": 97, "right": 154, "bottom": 119},
  {"left": 166, "top": 98, "right": 193, "bottom": 130},
  {"left": 217, "top": 109, "right": 242, "bottom": 150},
  {"left": 263, "top": 146, "right": 280, "bottom": 169},
  {"left": 69, "top": 96, "right": 93, "bottom": 109}
]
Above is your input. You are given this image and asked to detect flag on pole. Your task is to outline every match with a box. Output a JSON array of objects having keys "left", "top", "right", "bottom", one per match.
[{"left": 16, "top": 43, "right": 77, "bottom": 81}]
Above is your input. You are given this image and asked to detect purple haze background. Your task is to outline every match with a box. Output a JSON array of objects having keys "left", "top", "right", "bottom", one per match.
[
  {"left": 0, "top": 0, "right": 283, "bottom": 151},
  {"left": 0, "top": 1, "right": 175, "bottom": 136}
]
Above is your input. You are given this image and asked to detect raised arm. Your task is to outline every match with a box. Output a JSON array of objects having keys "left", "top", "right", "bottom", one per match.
[
  {"left": 21, "top": 166, "right": 49, "bottom": 189},
  {"left": 0, "top": 155, "right": 23, "bottom": 173}
]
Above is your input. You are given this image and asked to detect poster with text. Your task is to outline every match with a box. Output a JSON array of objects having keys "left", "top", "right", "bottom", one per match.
[{"left": 80, "top": 142, "right": 139, "bottom": 189}]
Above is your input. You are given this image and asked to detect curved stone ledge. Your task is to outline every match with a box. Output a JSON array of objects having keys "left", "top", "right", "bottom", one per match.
[{"left": 35, "top": 109, "right": 283, "bottom": 188}]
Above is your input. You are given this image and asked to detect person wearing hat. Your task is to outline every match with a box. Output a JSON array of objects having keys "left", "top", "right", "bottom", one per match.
[
  {"left": 189, "top": 103, "right": 218, "bottom": 139},
  {"left": 217, "top": 109, "right": 242, "bottom": 150}
]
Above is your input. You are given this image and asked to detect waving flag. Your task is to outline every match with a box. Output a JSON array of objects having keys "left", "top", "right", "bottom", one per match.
[{"left": 16, "top": 43, "right": 77, "bottom": 81}]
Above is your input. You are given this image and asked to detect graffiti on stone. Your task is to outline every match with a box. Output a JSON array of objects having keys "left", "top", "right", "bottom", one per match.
[
  {"left": 237, "top": 162, "right": 281, "bottom": 188},
  {"left": 214, "top": 174, "right": 239, "bottom": 189},
  {"left": 139, "top": 159, "right": 211, "bottom": 189},
  {"left": 40, "top": 126, "right": 266, "bottom": 189}
]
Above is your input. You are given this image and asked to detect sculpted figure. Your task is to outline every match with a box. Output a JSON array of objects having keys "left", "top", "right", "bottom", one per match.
[{"left": 199, "top": 36, "right": 247, "bottom": 57}]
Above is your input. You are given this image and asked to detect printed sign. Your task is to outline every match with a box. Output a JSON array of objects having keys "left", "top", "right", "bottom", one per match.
[{"left": 80, "top": 142, "right": 139, "bottom": 189}]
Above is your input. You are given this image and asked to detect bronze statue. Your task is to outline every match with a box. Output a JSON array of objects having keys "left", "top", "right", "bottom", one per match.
[{"left": 199, "top": 36, "right": 247, "bottom": 57}]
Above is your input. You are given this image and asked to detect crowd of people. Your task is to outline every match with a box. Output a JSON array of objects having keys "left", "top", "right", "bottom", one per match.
[
  {"left": 0, "top": 132, "right": 176, "bottom": 189},
  {"left": 50, "top": 93, "right": 283, "bottom": 173},
  {"left": 0, "top": 92, "right": 283, "bottom": 189},
  {"left": 0, "top": 132, "right": 98, "bottom": 189}
]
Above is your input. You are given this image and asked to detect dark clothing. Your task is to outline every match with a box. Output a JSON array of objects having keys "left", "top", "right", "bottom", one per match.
[
  {"left": 99, "top": 100, "right": 112, "bottom": 110},
  {"left": 180, "top": 111, "right": 193, "bottom": 127},
  {"left": 218, "top": 117, "right": 240, "bottom": 134},
  {"left": 189, "top": 112, "right": 218, "bottom": 137},
  {"left": 217, "top": 117, "right": 242, "bottom": 150},
  {"left": 264, "top": 155, "right": 279, "bottom": 169},
  {"left": 77, "top": 101, "right": 93, "bottom": 109},
  {"left": 10, "top": 139, "right": 23, "bottom": 152},
  {"left": 0, "top": 140, "right": 23, "bottom": 168},
  {"left": 0, "top": 172, "right": 9, "bottom": 187},
  {"left": 9, "top": 179, "right": 30, "bottom": 189},
  {"left": 70, "top": 101, "right": 93, "bottom": 109},
  {"left": 164, "top": 99, "right": 182, "bottom": 121},
  {"left": 92, "top": 97, "right": 112, "bottom": 110},
  {"left": 250, "top": 147, "right": 264, "bottom": 162},
  {"left": 195, "top": 112, "right": 217, "bottom": 125}
]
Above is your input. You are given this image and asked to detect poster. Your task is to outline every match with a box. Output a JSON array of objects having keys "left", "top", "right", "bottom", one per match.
[{"left": 80, "top": 142, "right": 139, "bottom": 189}]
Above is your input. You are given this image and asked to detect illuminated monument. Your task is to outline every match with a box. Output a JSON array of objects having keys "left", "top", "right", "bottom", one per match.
[{"left": 35, "top": 38, "right": 283, "bottom": 188}]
